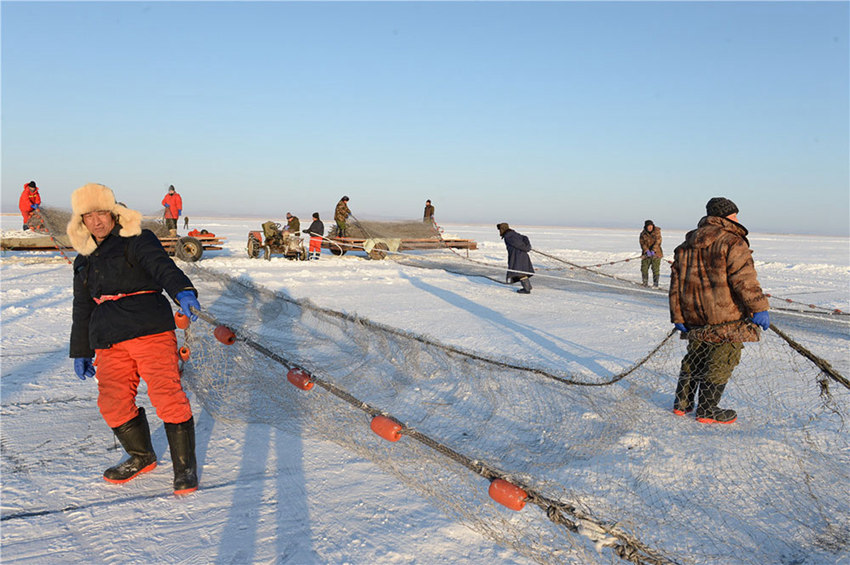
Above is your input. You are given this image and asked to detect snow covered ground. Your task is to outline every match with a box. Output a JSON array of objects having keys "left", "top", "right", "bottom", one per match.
[{"left": 1, "top": 215, "right": 848, "bottom": 564}]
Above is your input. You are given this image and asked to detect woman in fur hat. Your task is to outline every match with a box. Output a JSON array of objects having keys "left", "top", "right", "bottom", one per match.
[{"left": 68, "top": 183, "right": 202, "bottom": 495}]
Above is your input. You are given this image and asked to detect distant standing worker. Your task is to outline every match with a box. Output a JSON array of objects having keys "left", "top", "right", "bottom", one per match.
[
  {"left": 19, "top": 181, "right": 42, "bottom": 230},
  {"left": 335, "top": 196, "right": 351, "bottom": 237},
  {"left": 67, "top": 183, "right": 202, "bottom": 494},
  {"left": 183, "top": 216, "right": 189, "bottom": 229},
  {"left": 423, "top": 199, "right": 435, "bottom": 224},
  {"left": 669, "top": 197, "right": 770, "bottom": 424},
  {"left": 161, "top": 185, "right": 183, "bottom": 235},
  {"left": 497, "top": 222, "right": 534, "bottom": 294},
  {"left": 639, "top": 220, "right": 663, "bottom": 287},
  {"left": 306, "top": 212, "right": 325, "bottom": 260}
]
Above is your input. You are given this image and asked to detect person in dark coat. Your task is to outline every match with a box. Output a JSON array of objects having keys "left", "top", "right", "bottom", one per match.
[
  {"left": 306, "top": 212, "right": 325, "bottom": 260},
  {"left": 497, "top": 222, "right": 534, "bottom": 294},
  {"left": 68, "top": 183, "right": 202, "bottom": 495},
  {"left": 669, "top": 197, "right": 770, "bottom": 424}
]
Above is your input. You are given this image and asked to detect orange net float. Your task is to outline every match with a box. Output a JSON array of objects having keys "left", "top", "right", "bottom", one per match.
[
  {"left": 178, "top": 346, "right": 191, "bottom": 361},
  {"left": 370, "top": 415, "right": 403, "bottom": 442},
  {"left": 488, "top": 478, "right": 528, "bottom": 511},
  {"left": 174, "top": 311, "right": 190, "bottom": 330},
  {"left": 214, "top": 325, "right": 236, "bottom": 345},
  {"left": 286, "top": 368, "right": 314, "bottom": 391}
]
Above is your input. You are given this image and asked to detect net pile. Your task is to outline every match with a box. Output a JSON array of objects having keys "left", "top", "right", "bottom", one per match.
[
  {"left": 28, "top": 207, "right": 171, "bottom": 238},
  {"left": 180, "top": 265, "right": 850, "bottom": 565},
  {"left": 330, "top": 219, "right": 440, "bottom": 240}
]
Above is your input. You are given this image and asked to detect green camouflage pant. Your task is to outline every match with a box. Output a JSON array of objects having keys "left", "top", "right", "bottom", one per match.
[
  {"left": 640, "top": 257, "right": 661, "bottom": 279},
  {"left": 679, "top": 340, "right": 743, "bottom": 385}
]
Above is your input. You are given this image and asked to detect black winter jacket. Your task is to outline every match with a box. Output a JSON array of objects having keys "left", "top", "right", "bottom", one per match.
[
  {"left": 306, "top": 219, "right": 325, "bottom": 238},
  {"left": 70, "top": 227, "right": 196, "bottom": 357},
  {"left": 503, "top": 229, "right": 534, "bottom": 283}
]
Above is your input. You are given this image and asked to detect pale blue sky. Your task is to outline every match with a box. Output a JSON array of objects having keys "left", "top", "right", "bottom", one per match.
[{"left": 2, "top": 1, "right": 848, "bottom": 235}]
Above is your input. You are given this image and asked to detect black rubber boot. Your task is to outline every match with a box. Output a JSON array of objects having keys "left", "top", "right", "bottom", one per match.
[
  {"left": 673, "top": 374, "right": 697, "bottom": 416},
  {"left": 696, "top": 382, "right": 737, "bottom": 424},
  {"left": 104, "top": 407, "right": 157, "bottom": 484},
  {"left": 517, "top": 278, "right": 532, "bottom": 294},
  {"left": 652, "top": 273, "right": 660, "bottom": 288},
  {"left": 165, "top": 417, "right": 198, "bottom": 495}
]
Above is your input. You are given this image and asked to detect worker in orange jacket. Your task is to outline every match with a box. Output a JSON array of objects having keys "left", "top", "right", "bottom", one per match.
[
  {"left": 161, "top": 185, "right": 183, "bottom": 234},
  {"left": 19, "top": 181, "right": 42, "bottom": 230}
]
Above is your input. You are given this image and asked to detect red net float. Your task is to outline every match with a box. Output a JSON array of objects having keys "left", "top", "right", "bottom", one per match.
[
  {"left": 214, "top": 325, "right": 236, "bottom": 345},
  {"left": 488, "top": 479, "right": 527, "bottom": 511},
  {"left": 286, "top": 368, "right": 314, "bottom": 390},
  {"left": 178, "top": 346, "right": 191, "bottom": 361},
  {"left": 174, "top": 311, "right": 190, "bottom": 329},
  {"left": 370, "top": 415, "right": 402, "bottom": 442}
]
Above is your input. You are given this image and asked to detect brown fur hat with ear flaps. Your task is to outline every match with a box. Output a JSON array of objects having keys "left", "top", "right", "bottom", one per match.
[{"left": 66, "top": 183, "right": 142, "bottom": 255}]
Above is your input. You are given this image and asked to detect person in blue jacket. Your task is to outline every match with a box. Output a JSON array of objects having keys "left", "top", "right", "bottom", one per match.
[{"left": 497, "top": 222, "right": 534, "bottom": 294}]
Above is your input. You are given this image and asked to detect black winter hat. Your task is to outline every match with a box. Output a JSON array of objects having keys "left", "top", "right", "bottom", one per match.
[
  {"left": 496, "top": 222, "right": 510, "bottom": 236},
  {"left": 706, "top": 197, "right": 739, "bottom": 218},
  {"left": 644, "top": 220, "right": 654, "bottom": 228},
  {"left": 341, "top": 195, "right": 349, "bottom": 201},
  {"left": 27, "top": 181, "right": 37, "bottom": 188}
]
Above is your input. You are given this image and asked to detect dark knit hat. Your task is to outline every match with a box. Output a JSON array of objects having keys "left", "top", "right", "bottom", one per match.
[
  {"left": 706, "top": 197, "right": 739, "bottom": 218},
  {"left": 27, "top": 181, "right": 37, "bottom": 189},
  {"left": 168, "top": 185, "right": 175, "bottom": 192},
  {"left": 341, "top": 195, "right": 349, "bottom": 201},
  {"left": 496, "top": 222, "right": 510, "bottom": 236},
  {"left": 644, "top": 219, "right": 654, "bottom": 228}
]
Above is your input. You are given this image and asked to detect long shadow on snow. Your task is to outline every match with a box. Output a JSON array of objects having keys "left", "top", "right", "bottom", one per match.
[
  {"left": 190, "top": 277, "right": 314, "bottom": 564},
  {"left": 399, "top": 272, "right": 625, "bottom": 377}
]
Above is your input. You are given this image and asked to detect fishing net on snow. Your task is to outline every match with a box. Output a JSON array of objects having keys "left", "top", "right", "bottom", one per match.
[
  {"left": 178, "top": 264, "right": 850, "bottom": 565},
  {"left": 24, "top": 206, "right": 173, "bottom": 238}
]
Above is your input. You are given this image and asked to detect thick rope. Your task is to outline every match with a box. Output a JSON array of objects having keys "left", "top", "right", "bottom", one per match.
[{"left": 186, "top": 302, "right": 678, "bottom": 565}]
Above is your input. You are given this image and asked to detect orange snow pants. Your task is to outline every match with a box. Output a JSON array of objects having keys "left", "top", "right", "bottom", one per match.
[
  {"left": 309, "top": 236, "right": 322, "bottom": 254},
  {"left": 94, "top": 330, "right": 192, "bottom": 428}
]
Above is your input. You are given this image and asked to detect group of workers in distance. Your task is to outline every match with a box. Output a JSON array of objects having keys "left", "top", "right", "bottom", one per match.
[
  {"left": 13, "top": 178, "right": 769, "bottom": 499},
  {"left": 497, "top": 196, "right": 770, "bottom": 426}
]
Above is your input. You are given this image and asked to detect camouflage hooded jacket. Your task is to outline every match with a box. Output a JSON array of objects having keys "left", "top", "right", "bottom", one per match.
[
  {"left": 668, "top": 215, "right": 769, "bottom": 343},
  {"left": 639, "top": 226, "right": 663, "bottom": 258}
]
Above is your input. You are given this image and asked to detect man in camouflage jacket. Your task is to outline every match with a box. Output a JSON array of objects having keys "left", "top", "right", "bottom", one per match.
[
  {"left": 668, "top": 197, "right": 770, "bottom": 424},
  {"left": 639, "top": 220, "right": 663, "bottom": 287},
  {"left": 334, "top": 196, "right": 351, "bottom": 237}
]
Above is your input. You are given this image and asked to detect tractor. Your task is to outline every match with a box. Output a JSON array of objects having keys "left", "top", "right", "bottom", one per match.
[{"left": 246, "top": 221, "right": 307, "bottom": 261}]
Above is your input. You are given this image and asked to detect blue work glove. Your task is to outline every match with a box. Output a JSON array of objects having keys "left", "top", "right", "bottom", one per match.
[
  {"left": 674, "top": 323, "right": 688, "bottom": 333},
  {"left": 751, "top": 311, "right": 770, "bottom": 330},
  {"left": 178, "top": 209, "right": 182, "bottom": 217},
  {"left": 31, "top": 203, "right": 39, "bottom": 210},
  {"left": 645, "top": 250, "right": 655, "bottom": 257},
  {"left": 74, "top": 357, "right": 95, "bottom": 380},
  {"left": 176, "top": 290, "right": 200, "bottom": 321}
]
